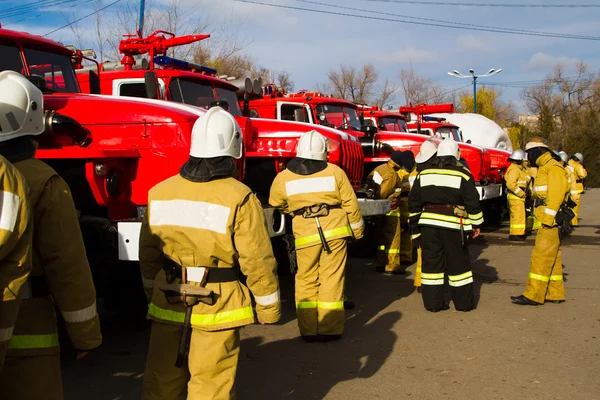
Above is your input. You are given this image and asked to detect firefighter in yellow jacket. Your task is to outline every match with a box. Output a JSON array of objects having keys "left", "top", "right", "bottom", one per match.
[
  {"left": 511, "top": 138, "right": 569, "bottom": 306},
  {"left": 505, "top": 149, "right": 531, "bottom": 242},
  {"left": 559, "top": 152, "right": 578, "bottom": 206},
  {"left": 567, "top": 152, "right": 587, "bottom": 226},
  {"left": 523, "top": 157, "right": 538, "bottom": 232},
  {"left": 269, "top": 130, "right": 363, "bottom": 342},
  {"left": 0, "top": 71, "right": 102, "bottom": 399},
  {"left": 368, "top": 151, "right": 403, "bottom": 274},
  {"left": 0, "top": 155, "right": 32, "bottom": 371},
  {"left": 409, "top": 140, "right": 438, "bottom": 292},
  {"left": 397, "top": 151, "right": 415, "bottom": 265},
  {"left": 140, "top": 106, "right": 281, "bottom": 399}
]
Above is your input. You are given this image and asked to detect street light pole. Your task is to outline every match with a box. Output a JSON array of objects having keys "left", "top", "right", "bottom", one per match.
[{"left": 447, "top": 68, "right": 502, "bottom": 114}]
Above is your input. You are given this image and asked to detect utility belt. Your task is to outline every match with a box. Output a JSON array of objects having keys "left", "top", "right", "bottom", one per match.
[
  {"left": 423, "top": 203, "right": 469, "bottom": 246},
  {"left": 163, "top": 258, "right": 239, "bottom": 285},
  {"left": 508, "top": 187, "right": 527, "bottom": 197},
  {"left": 20, "top": 276, "right": 51, "bottom": 300},
  {"left": 292, "top": 204, "right": 341, "bottom": 217}
]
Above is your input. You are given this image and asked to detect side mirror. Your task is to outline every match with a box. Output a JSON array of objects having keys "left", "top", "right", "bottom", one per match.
[
  {"left": 144, "top": 71, "right": 160, "bottom": 100},
  {"left": 293, "top": 109, "right": 306, "bottom": 122},
  {"left": 359, "top": 112, "right": 365, "bottom": 126},
  {"left": 88, "top": 70, "right": 100, "bottom": 95},
  {"left": 466, "top": 139, "right": 472, "bottom": 144}
]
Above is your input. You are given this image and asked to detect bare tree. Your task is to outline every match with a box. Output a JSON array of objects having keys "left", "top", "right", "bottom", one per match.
[
  {"left": 324, "top": 64, "right": 378, "bottom": 104},
  {"left": 373, "top": 78, "right": 397, "bottom": 108},
  {"left": 276, "top": 70, "right": 295, "bottom": 93}
]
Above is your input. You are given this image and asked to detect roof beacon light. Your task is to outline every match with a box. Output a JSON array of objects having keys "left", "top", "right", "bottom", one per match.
[
  {"left": 423, "top": 116, "right": 447, "bottom": 122},
  {"left": 153, "top": 56, "right": 217, "bottom": 75}
]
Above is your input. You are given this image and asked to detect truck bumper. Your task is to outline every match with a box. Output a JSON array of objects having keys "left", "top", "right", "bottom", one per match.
[
  {"left": 117, "top": 206, "right": 286, "bottom": 261},
  {"left": 358, "top": 198, "right": 391, "bottom": 217},
  {"left": 476, "top": 183, "right": 503, "bottom": 201}
]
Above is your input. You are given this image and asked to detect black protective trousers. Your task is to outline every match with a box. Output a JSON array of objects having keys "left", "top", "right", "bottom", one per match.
[{"left": 420, "top": 226, "right": 475, "bottom": 311}]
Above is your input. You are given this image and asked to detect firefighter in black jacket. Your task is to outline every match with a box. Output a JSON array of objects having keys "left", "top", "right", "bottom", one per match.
[{"left": 408, "top": 138, "right": 483, "bottom": 312}]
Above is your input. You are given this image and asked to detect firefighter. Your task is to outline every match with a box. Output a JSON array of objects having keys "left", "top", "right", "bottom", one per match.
[
  {"left": 269, "top": 130, "right": 363, "bottom": 343},
  {"left": 368, "top": 151, "right": 403, "bottom": 274},
  {"left": 0, "top": 71, "right": 102, "bottom": 399},
  {"left": 511, "top": 137, "right": 569, "bottom": 306},
  {"left": 523, "top": 156, "right": 538, "bottom": 233},
  {"left": 505, "top": 149, "right": 530, "bottom": 242},
  {"left": 398, "top": 151, "right": 416, "bottom": 265},
  {"left": 409, "top": 140, "right": 438, "bottom": 292},
  {"left": 567, "top": 152, "right": 587, "bottom": 227},
  {"left": 140, "top": 107, "right": 281, "bottom": 399},
  {"left": 559, "top": 151, "right": 578, "bottom": 206},
  {"left": 0, "top": 155, "right": 32, "bottom": 371},
  {"left": 409, "top": 138, "right": 483, "bottom": 312}
]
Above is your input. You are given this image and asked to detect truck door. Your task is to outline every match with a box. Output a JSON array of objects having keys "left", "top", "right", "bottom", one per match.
[
  {"left": 277, "top": 102, "right": 313, "bottom": 124},
  {"left": 112, "top": 78, "right": 166, "bottom": 99}
]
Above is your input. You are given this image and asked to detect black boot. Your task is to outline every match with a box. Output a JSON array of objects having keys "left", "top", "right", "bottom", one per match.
[
  {"left": 426, "top": 305, "right": 450, "bottom": 313},
  {"left": 510, "top": 295, "right": 542, "bottom": 306}
]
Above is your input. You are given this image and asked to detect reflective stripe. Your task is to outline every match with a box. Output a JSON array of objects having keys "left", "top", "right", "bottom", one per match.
[
  {"left": 148, "top": 303, "right": 254, "bottom": 326},
  {"left": 285, "top": 176, "right": 335, "bottom": 196},
  {"left": 254, "top": 290, "right": 280, "bottom": 306},
  {"left": 570, "top": 190, "right": 579, "bottom": 195},
  {"left": 150, "top": 200, "right": 231, "bottom": 234},
  {"left": 387, "top": 211, "right": 401, "bottom": 217},
  {"left": 510, "top": 224, "right": 526, "bottom": 228},
  {"left": 513, "top": 187, "right": 523, "bottom": 195},
  {"left": 409, "top": 212, "right": 421, "bottom": 217},
  {"left": 549, "top": 275, "right": 563, "bottom": 281},
  {"left": 378, "top": 246, "right": 400, "bottom": 254},
  {"left": 409, "top": 176, "right": 416, "bottom": 187},
  {"left": 8, "top": 333, "right": 59, "bottom": 349},
  {"left": 0, "top": 190, "right": 19, "bottom": 232},
  {"left": 449, "top": 277, "right": 473, "bottom": 287},
  {"left": 469, "top": 212, "right": 483, "bottom": 220},
  {"left": 62, "top": 301, "right": 97, "bottom": 323},
  {"left": 544, "top": 208, "right": 557, "bottom": 216},
  {"left": 411, "top": 233, "right": 421, "bottom": 239},
  {"left": 448, "top": 271, "right": 473, "bottom": 287},
  {"left": 372, "top": 171, "right": 383, "bottom": 185},
  {"left": 567, "top": 166, "right": 575, "bottom": 172},
  {"left": 142, "top": 277, "right": 155, "bottom": 289},
  {"left": 420, "top": 169, "right": 470, "bottom": 181},
  {"left": 350, "top": 219, "right": 364, "bottom": 230},
  {"left": 529, "top": 273, "right": 549, "bottom": 282},
  {"left": 419, "top": 218, "right": 473, "bottom": 231},
  {"left": 317, "top": 301, "right": 344, "bottom": 309},
  {"left": 471, "top": 216, "right": 484, "bottom": 226},
  {"left": 420, "top": 174, "right": 462, "bottom": 189},
  {"left": 0, "top": 326, "right": 14, "bottom": 342},
  {"left": 296, "top": 301, "right": 317, "bottom": 309},
  {"left": 422, "top": 272, "right": 444, "bottom": 279},
  {"left": 533, "top": 185, "right": 548, "bottom": 192},
  {"left": 421, "top": 272, "right": 445, "bottom": 285},
  {"left": 533, "top": 221, "right": 542, "bottom": 229},
  {"left": 507, "top": 193, "right": 525, "bottom": 201},
  {"left": 295, "top": 226, "right": 352, "bottom": 247}
]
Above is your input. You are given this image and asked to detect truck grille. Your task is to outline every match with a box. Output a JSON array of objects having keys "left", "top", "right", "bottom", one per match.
[{"left": 341, "top": 140, "right": 364, "bottom": 185}]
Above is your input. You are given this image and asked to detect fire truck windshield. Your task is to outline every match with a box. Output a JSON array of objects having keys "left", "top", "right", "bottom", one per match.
[
  {"left": 436, "top": 126, "right": 462, "bottom": 141},
  {"left": 169, "top": 78, "right": 242, "bottom": 116},
  {"left": 24, "top": 47, "right": 80, "bottom": 93},
  {"left": 377, "top": 117, "right": 408, "bottom": 132},
  {"left": 315, "top": 104, "right": 362, "bottom": 131}
]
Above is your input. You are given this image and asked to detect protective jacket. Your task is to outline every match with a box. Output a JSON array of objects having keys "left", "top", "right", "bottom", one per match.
[
  {"left": 0, "top": 156, "right": 32, "bottom": 368},
  {"left": 269, "top": 163, "right": 364, "bottom": 249},
  {"left": 409, "top": 163, "right": 484, "bottom": 232},
  {"left": 8, "top": 158, "right": 101, "bottom": 356},
  {"left": 368, "top": 160, "right": 402, "bottom": 202},
  {"left": 531, "top": 153, "right": 569, "bottom": 227},
  {"left": 564, "top": 165, "right": 578, "bottom": 200},
  {"left": 505, "top": 163, "right": 530, "bottom": 201},
  {"left": 140, "top": 175, "right": 281, "bottom": 331},
  {"left": 567, "top": 159, "right": 587, "bottom": 194}
]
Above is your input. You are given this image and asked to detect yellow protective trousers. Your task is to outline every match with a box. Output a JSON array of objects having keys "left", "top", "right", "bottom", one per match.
[
  {"left": 142, "top": 322, "right": 240, "bottom": 400},
  {"left": 571, "top": 194, "right": 581, "bottom": 226},
  {"left": 508, "top": 198, "right": 526, "bottom": 235},
  {"left": 523, "top": 226, "right": 565, "bottom": 304},
  {"left": 376, "top": 211, "right": 402, "bottom": 272},
  {"left": 0, "top": 353, "right": 62, "bottom": 400},
  {"left": 413, "top": 247, "right": 422, "bottom": 288},
  {"left": 399, "top": 197, "right": 412, "bottom": 263},
  {"left": 295, "top": 239, "right": 347, "bottom": 337}
]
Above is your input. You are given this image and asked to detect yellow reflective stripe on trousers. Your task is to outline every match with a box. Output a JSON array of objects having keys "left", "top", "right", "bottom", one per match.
[
  {"left": 448, "top": 271, "right": 474, "bottom": 287},
  {"left": 550, "top": 275, "right": 563, "bottom": 281},
  {"left": 296, "top": 301, "right": 317, "bottom": 309},
  {"left": 507, "top": 193, "right": 525, "bottom": 201},
  {"left": 387, "top": 211, "right": 401, "bottom": 217},
  {"left": 317, "top": 301, "right": 344, "bottom": 309},
  {"left": 148, "top": 303, "right": 254, "bottom": 326},
  {"left": 421, "top": 271, "right": 445, "bottom": 285},
  {"left": 378, "top": 246, "right": 400, "bottom": 254},
  {"left": 295, "top": 226, "right": 352, "bottom": 247},
  {"left": 510, "top": 224, "right": 526, "bottom": 229},
  {"left": 529, "top": 273, "right": 549, "bottom": 282},
  {"left": 8, "top": 333, "right": 59, "bottom": 349}
]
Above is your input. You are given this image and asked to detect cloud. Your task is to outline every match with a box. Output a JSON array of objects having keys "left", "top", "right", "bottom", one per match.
[
  {"left": 523, "top": 52, "right": 581, "bottom": 72},
  {"left": 366, "top": 47, "right": 439, "bottom": 65},
  {"left": 457, "top": 35, "right": 488, "bottom": 53}
]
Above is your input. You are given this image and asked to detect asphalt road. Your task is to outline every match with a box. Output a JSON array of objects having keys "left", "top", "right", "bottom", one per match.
[{"left": 62, "top": 189, "right": 600, "bottom": 400}]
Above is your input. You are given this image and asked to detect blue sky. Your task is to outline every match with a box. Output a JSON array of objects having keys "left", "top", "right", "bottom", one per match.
[{"left": 2, "top": 0, "right": 599, "bottom": 112}]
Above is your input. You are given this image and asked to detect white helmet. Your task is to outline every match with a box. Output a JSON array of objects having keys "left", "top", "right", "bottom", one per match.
[
  {"left": 415, "top": 139, "right": 438, "bottom": 164},
  {"left": 573, "top": 152, "right": 584, "bottom": 163},
  {"left": 508, "top": 149, "right": 525, "bottom": 162},
  {"left": 437, "top": 137, "right": 460, "bottom": 160},
  {"left": 296, "top": 130, "right": 328, "bottom": 161},
  {"left": 190, "top": 106, "right": 243, "bottom": 159},
  {"left": 0, "top": 71, "right": 44, "bottom": 142},
  {"left": 558, "top": 151, "right": 569, "bottom": 164}
]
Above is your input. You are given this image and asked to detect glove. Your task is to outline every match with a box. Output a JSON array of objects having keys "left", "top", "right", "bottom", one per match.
[{"left": 389, "top": 201, "right": 397, "bottom": 209}]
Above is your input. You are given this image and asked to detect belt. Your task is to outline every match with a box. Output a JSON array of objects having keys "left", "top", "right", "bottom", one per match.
[
  {"left": 164, "top": 259, "right": 239, "bottom": 284},
  {"left": 20, "top": 276, "right": 51, "bottom": 299},
  {"left": 292, "top": 204, "right": 341, "bottom": 216},
  {"left": 423, "top": 204, "right": 455, "bottom": 214}
]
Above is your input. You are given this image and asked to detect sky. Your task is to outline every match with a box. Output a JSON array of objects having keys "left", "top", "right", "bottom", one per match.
[{"left": 2, "top": 0, "right": 599, "bottom": 113}]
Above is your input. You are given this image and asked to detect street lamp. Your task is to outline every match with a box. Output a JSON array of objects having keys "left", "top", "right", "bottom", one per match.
[{"left": 447, "top": 68, "right": 502, "bottom": 113}]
